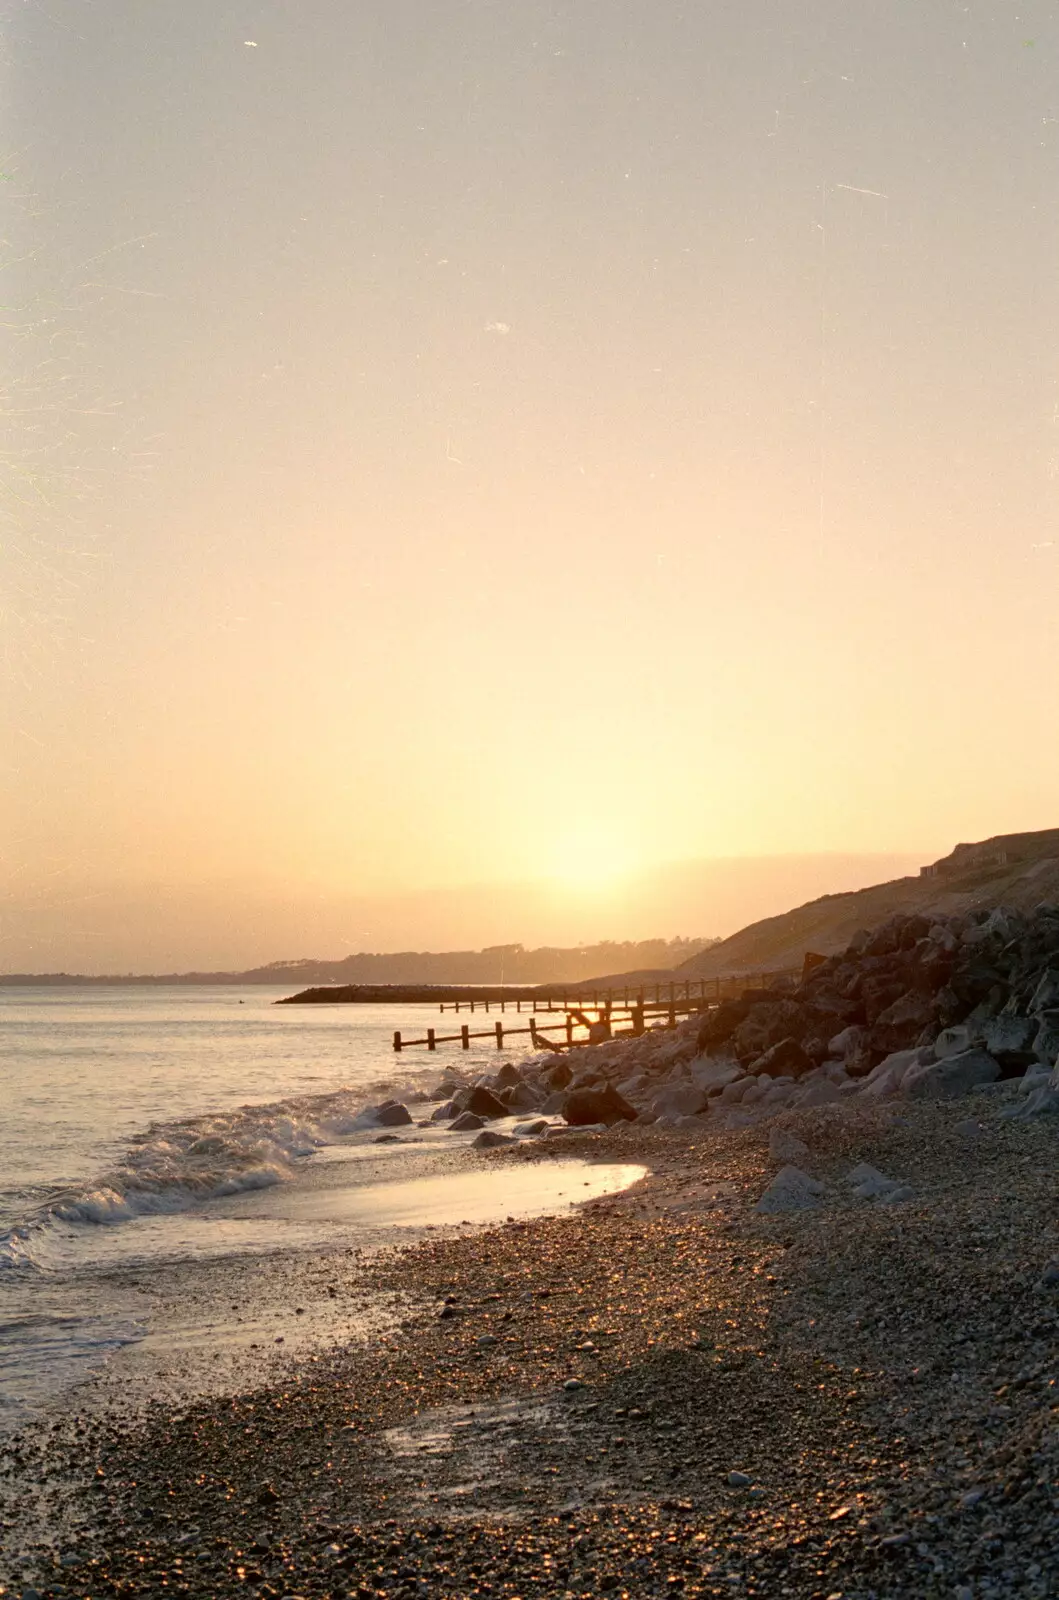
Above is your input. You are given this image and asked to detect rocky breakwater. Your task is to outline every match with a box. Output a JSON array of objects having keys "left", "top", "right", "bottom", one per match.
[{"left": 354, "top": 903, "right": 1059, "bottom": 1156}]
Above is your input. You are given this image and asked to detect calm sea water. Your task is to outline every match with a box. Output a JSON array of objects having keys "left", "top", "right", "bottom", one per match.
[{"left": 0, "top": 985, "right": 542, "bottom": 1426}]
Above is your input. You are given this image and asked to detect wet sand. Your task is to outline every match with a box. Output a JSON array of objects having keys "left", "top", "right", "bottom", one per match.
[{"left": 2, "top": 1103, "right": 1056, "bottom": 1600}]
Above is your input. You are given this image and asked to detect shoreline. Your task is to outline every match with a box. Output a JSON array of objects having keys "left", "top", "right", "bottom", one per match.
[{"left": 4, "top": 1100, "right": 1056, "bottom": 1600}]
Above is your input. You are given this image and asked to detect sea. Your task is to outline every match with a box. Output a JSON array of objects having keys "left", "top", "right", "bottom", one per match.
[{"left": 0, "top": 986, "right": 639, "bottom": 1437}]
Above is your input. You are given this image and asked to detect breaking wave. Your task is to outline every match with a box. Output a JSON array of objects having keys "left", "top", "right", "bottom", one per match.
[{"left": 0, "top": 1081, "right": 426, "bottom": 1272}]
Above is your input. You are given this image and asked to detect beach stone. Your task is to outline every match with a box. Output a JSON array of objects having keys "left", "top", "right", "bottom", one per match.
[
  {"left": 473, "top": 1129, "right": 516, "bottom": 1149},
  {"left": 859, "top": 1047, "right": 930, "bottom": 1099},
  {"left": 372, "top": 1100, "right": 414, "bottom": 1126},
  {"left": 562, "top": 1083, "right": 637, "bottom": 1126},
  {"left": 795, "top": 1078, "right": 843, "bottom": 1108},
  {"left": 688, "top": 1055, "right": 743, "bottom": 1092},
  {"left": 454, "top": 1085, "right": 508, "bottom": 1120},
  {"left": 727, "top": 1471, "right": 753, "bottom": 1487},
  {"left": 1028, "top": 967, "right": 1059, "bottom": 1012},
  {"left": 541, "top": 1091, "right": 567, "bottom": 1114},
  {"left": 501, "top": 1081, "right": 542, "bottom": 1113},
  {"left": 754, "top": 1166, "right": 825, "bottom": 1213},
  {"left": 748, "top": 1036, "right": 815, "bottom": 1079},
  {"left": 1032, "top": 1010, "right": 1059, "bottom": 1063},
  {"left": 768, "top": 1128, "right": 809, "bottom": 1163},
  {"left": 450, "top": 1111, "right": 485, "bottom": 1132},
  {"left": 431, "top": 1100, "right": 456, "bottom": 1121},
  {"left": 982, "top": 1014, "right": 1037, "bottom": 1056},
  {"left": 719, "top": 1076, "right": 751, "bottom": 1105},
  {"left": 848, "top": 1162, "right": 901, "bottom": 1199},
  {"left": 878, "top": 1184, "right": 915, "bottom": 1204},
  {"left": 563, "top": 1378, "right": 584, "bottom": 1391},
  {"left": 513, "top": 1118, "right": 548, "bottom": 1136},
  {"left": 491, "top": 1062, "right": 522, "bottom": 1089},
  {"left": 903, "top": 1048, "right": 1001, "bottom": 1099},
  {"left": 934, "top": 1025, "right": 980, "bottom": 1059},
  {"left": 652, "top": 1084, "right": 709, "bottom": 1118},
  {"left": 1038, "top": 1260, "right": 1059, "bottom": 1288}
]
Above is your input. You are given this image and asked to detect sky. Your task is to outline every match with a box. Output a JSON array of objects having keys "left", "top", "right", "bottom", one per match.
[{"left": 2, "top": 1, "right": 1058, "bottom": 972}]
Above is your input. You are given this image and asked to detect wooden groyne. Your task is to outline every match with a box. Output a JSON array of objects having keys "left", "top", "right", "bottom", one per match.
[{"left": 387, "top": 971, "right": 801, "bottom": 1052}]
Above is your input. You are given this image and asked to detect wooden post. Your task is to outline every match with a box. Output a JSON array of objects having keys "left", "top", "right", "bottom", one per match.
[
  {"left": 393, "top": 1031, "right": 402, "bottom": 1052},
  {"left": 461, "top": 1024, "right": 470, "bottom": 1049},
  {"left": 529, "top": 1017, "right": 538, "bottom": 1046},
  {"left": 495, "top": 1020, "right": 503, "bottom": 1050},
  {"left": 455, "top": 999, "right": 460, "bottom": 1013},
  {"left": 427, "top": 1028, "right": 436, "bottom": 1051},
  {"left": 684, "top": 981, "right": 690, "bottom": 1004},
  {"left": 566, "top": 1015, "right": 574, "bottom": 1046},
  {"left": 668, "top": 1005, "right": 677, "bottom": 1027},
  {"left": 501, "top": 996, "right": 506, "bottom": 1012},
  {"left": 485, "top": 999, "right": 490, "bottom": 1012}
]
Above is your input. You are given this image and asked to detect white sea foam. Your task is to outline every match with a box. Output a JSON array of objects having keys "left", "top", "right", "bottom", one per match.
[{"left": 0, "top": 1082, "right": 428, "bottom": 1271}]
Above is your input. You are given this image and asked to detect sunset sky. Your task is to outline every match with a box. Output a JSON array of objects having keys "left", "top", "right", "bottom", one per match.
[{"left": 3, "top": 1, "right": 1058, "bottom": 971}]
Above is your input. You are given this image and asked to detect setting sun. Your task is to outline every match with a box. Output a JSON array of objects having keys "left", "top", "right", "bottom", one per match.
[{"left": 546, "top": 823, "right": 640, "bottom": 890}]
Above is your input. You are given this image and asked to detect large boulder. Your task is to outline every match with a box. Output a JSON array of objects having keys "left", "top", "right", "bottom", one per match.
[
  {"left": 450, "top": 1110, "right": 485, "bottom": 1131},
  {"left": 500, "top": 1081, "right": 542, "bottom": 1113},
  {"left": 902, "top": 1048, "right": 1001, "bottom": 1100},
  {"left": 562, "top": 1083, "right": 637, "bottom": 1126},
  {"left": 1033, "top": 1011, "right": 1059, "bottom": 1065},
  {"left": 372, "top": 1100, "right": 414, "bottom": 1127},
  {"left": 747, "top": 1037, "right": 815, "bottom": 1079},
  {"left": 545, "top": 1060, "right": 573, "bottom": 1091},
  {"left": 453, "top": 1084, "right": 508, "bottom": 1120},
  {"left": 652, "top": 1084, "right": 710, "bottom": 1120},
  {"left": 491, "top": 1062, "right": 523, "bottom": 1090}
]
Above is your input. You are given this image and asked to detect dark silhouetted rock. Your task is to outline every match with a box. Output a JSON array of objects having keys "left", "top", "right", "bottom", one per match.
[
  {"left": 562, "top": 1083, "right": 637, "bottom": 1126},
  {"left": 748, "top": 1037, "right": 815, "bottom": 1080},
  {"left": 373, "top": 1101, "right": 413, "bottom": 1127},
  {"left": 450, "top": 1110, "right": 485, "bottom": 1131},
  {"left": 453, "top": 1084, "right": 508, "bottom": 1119}
]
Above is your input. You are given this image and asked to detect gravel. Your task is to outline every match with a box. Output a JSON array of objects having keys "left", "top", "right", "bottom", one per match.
[{"left": 2, "top": 1097, "right": 1056, "bottom": 1600}]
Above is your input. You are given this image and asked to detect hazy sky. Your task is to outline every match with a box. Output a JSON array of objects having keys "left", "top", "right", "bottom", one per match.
[{"left": 3, "top": 1, "right": 1058, "bottom": 970}]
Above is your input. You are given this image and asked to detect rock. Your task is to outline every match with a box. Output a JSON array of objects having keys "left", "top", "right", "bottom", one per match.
[
  {"left": 502, "top": 1081, "right": 543, "bottom": 1113},
  {"left": 652, "top": 1084, "right": 709, "bottom": 1118},
  {"left": 878, "top": 1184, "right": 915, "bottom": 1204},
  {"left": 1038, "top": 1260, "right": 1059, "bottom": 1288},
  {"left": 794, "top": 1078, "right": 843, "bottom": 1108},
  {"left": 688, "top": 1055, "right": 744, "bottom": 1093},
  {"left": 541, "top": 1090, "right": 568, "bottom": 1114},
  {"left": 828, "top": 1024, "right": 869, "bottom": 1058},
  {"left": 477, "top": 1334, "right": 498, "bottom": 1346},
  {"left": 563, "top": 1378, "right": 584, "bottom": 1391},
  {"left": 562, "top": 1084, "right": 637, "bottom": 1126},
  {"left": 431, "top": 1100, "right": 456, "bottom": 1121},
  {"left": 747, "top": 1036, "right": 815, "bottom": 1079},
  {"left": 903, "top": 1048, "right": 1001, "bottom": 1099},
  {"left": 719, "top": 1076, "right": 751, "bottom": 1105},
  {"left": 373, "top": 1133, "right": 401, "bottom": 1144},
  {"left": 754, "top": 1166, "right": 825, "bottom": 1213},
  {"left": 545, "top": 1060, "right": 573, "bottom": 1091},
  {"left": 768, "top": 1128, "right": 809, "bottom": 1163},
  {"left": 858, "top": 1047, "right": 932, "bottom": 1099},
  {"left": 848, "top": 1162, "right": 901, "bottom": 1199},
  {"left": 727, "top": 1471, "right": 753, "bottom": 1487},
  {"left": 492, "top": 1062, "right": 523, "bottom": 1089},
  {"left": 453, "top": 1085, "right": 509, "bottom": 1120},
  {"left": 432, "top": 1080, "right": 462, "bottom": 1100},
  {"left": 982, "top": 1014, "right": 1037, "bottom": 1056},
  {"left": 473, "top": 1130, "right": 516, "bottom": 1149},
  {"left": 933, "top": 1025, "right": 980, "bottom": 1059},
  {"left": 1028, "top": 967, "right": 1059, "bottom": 1012},
  {"left": 372, "top": 1100, "right": 413, "bottom": 1127},
  {"left": 1033, "top": 1010, "right": 1059, "bottom": 1063},
  {"left": 874, "top": 989, "right": 938, "bottom": 1033},
  {"left": 450, "top": 1111, "right": 485, "bottom": 1131},
  {"left": 513, "top": 1118, "right": 548, "bottom": 1136}
]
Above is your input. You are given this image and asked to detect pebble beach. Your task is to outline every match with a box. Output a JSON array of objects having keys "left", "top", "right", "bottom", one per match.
[{"left": 2, "top": 1090, "right": 1055, "bottom": 1600}]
